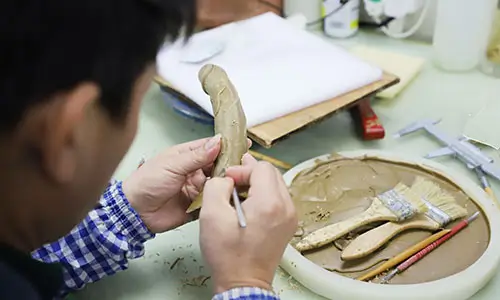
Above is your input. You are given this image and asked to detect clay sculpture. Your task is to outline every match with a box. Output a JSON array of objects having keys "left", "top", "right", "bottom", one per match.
[{"left": 187, "top": 64, "right": 248, "bottom": 213}]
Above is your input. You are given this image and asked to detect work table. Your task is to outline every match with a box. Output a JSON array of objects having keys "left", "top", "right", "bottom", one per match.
[{"left": 75, "top": 31, "right": 500, "bottom": 300}]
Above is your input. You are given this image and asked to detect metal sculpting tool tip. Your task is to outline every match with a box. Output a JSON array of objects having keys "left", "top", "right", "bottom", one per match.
[{"left": 233, "top": 188, "right": 247, "bottom": 228}]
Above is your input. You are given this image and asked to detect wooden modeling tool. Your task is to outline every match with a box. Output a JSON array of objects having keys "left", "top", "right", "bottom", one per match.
[
  {"left": 248, "top": 149, "right": 292, "bottom": 170},
  {"left": 186, "top": 64, "right": 248, "bottom": 213},
  {"left": 294, "top": 181, "right": 428, "bottom": 252},
  {"left": 341, "top": 177, "right": 468, "bottom": 260},
  {"left": 356, "top": 228, "right": 451, "bottom": 281},
  {"left": 380, "top": 211, "right": 481, "bottom": 284}
]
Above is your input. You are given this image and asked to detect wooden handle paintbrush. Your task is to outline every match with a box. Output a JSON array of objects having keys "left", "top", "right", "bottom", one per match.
[
  {"left": 294, "top": 181, "right": 428, "bottom": 252},
  {"left": 341, "top": 178, "right": 468, "bottom": 260},
  {"left": 379, "top": 211, "right": 481, "bottom": 284},
  {"left": 356, "top": 229, "right": 451, "bottom": 281}
]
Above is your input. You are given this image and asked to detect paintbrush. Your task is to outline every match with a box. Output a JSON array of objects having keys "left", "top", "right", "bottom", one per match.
[
  {"left": 380, "top": 211, "right": 480, "bottom": 284},
  {"left": 341, "top": 177, "right": 468, "bottom": 260},
  {"left": 356, "top": 228, "right": 452, "bottom": 281},
  {"left": 294, "top": 181, "right": 428, "bottom": 252}
]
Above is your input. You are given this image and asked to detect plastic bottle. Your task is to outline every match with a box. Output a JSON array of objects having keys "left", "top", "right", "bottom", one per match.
[
  {"left": 479, "top": 2, "right": 500, "bottom": 77},
  {"left": 322, "top": 0, "right": 360, "bottom": 38},
  {"left": 432, "top": 0, "right": 498, "bottom": 72}
]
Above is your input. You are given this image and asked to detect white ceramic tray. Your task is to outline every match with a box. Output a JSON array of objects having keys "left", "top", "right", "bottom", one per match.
[{"left": 280, "top": 150, "right": 500, "bottom": 300}]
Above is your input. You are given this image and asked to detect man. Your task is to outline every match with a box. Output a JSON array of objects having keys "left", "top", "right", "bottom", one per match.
[{"left": 0, "top": 1, "right": 297, "bottom": 299}]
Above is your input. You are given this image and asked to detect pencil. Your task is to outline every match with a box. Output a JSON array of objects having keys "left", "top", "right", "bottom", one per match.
[
  {"left": 475, "top": 168, "right": 499, "bottom": 207},
  {"left": 380, "top": 211, "right": 480, "bottom": 284},
  {"left": 356, "top": 229, "right": 451, "bottom": 281}
]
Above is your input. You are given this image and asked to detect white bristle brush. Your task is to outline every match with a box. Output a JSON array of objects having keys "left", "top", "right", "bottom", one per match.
[
  {"left": 294, "top": 181, "right": 428, "bottom": 253},
  {"left": 341, "top": 177, "right": 468, "bottom": 260}
]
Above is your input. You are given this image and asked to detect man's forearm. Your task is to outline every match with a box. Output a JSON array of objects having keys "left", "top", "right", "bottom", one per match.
[
  {"left": 31, "top": 180, "right": 154, "bottom": 296},
  {"left": 31, "top": 180, "right": 281, "bottom": 299}
]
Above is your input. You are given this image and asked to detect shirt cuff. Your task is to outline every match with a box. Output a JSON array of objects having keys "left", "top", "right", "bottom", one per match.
[
  {"left": 212, "top": 287, "right": 279, "bottom": 300},
  {"left": 104, "top": 180, "right": 155, "bottom": 244}
]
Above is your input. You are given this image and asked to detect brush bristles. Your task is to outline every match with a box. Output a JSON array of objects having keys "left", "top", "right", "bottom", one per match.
[
  {"left": 411, "top": 177, "right": 442, "bottom": 201},
  {"left": 412, "top": 177, "right": 468, "bottom": 221},
  {"left": 392, "top": 182, "right": 428, "bottom": 214},
  {"left": 435, "top": 201, "right": 468, "bottom": 220}
]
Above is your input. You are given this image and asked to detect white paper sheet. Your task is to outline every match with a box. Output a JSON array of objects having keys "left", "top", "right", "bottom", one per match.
[
  {"left": 464, "top": 99, "right": 500, "bottom": 150},
  {"left": 157, "top": 12, "right": 383, "bottom": 127}
]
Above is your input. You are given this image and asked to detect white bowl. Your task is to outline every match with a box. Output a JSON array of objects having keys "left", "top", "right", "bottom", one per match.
[{"left": 280, "top": 150, "right": 500, "bottom": 300}]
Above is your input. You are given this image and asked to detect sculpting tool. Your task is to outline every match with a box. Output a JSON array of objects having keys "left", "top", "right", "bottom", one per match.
[
  {"left": 475, "top": 167, "right": 499, "bottom": 207},
  {"left": 134, "top": 156, "right": 250, "bottom": 228},
  {"left": 342, "top": 177, "right": 467, "bottom": 260},
  {"left": 294, "top": 180, "right": 428, "bottom": 252},
  {"left": 356, "top": 228, "right": 451, "bottom": 281},
  {"left": 232, "top": 188, "right": 247, "bottom": 228},
  {"left": 380, "top": 211, "right": 480, "bottom": 284},
  {"left": 248, "top": 150, "right": 292, "bottom": 170}
]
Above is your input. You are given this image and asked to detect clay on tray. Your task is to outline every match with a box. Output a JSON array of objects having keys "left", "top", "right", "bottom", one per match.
[{"left": 289, "top": 155, "right": 490, "bottom": 284}]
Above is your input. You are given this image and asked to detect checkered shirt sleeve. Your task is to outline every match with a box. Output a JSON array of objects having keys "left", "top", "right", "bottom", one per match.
[
  {"left": 31, "top": 180, "right": 279, "bottom": 300},
  {"left": 213, "top": 287, "right": 279, "bottom": 300},
  {"left": 31, "top": 180, "right": 155, "bottom": 296}
]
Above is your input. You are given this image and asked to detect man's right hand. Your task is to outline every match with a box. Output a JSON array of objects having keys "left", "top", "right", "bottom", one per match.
[{"left": 199, "top": 154, "right": 298, "bottom": 294}]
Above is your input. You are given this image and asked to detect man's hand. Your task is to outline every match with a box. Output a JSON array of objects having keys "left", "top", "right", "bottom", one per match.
[
  {"left": 199, "top": 154, "right": 298, "bottom": 293},
  {"left": 122, "top": 135, "right": 222, "bottom": 233}
]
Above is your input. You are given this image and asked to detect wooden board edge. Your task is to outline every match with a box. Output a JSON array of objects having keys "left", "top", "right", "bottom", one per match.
[
  {"left": 248, "top": 73, "right": 400, "bottom": 148},
  {"left": 154, "top": 73, "right": 399, "bottom": 148}
]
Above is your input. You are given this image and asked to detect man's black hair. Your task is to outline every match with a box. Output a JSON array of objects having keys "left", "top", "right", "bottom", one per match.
[{"left": 0, "top": 0, "right": 196, "bottom": 131}]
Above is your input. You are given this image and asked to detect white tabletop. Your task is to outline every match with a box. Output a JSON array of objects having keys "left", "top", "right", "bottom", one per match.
[{"left": 75, "top": 31, "right": 500, "bottom": 300}]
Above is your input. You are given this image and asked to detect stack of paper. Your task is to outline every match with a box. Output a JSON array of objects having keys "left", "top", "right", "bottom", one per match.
[
  {"left": 350, "top": 46, "right": 425, "bottom": 99},
  {"left": 157, "top": 12, "right": 382, "bottom": 127}
]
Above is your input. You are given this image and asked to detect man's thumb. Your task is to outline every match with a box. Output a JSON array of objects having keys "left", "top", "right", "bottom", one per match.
[
  {"left": 172, "top": 135, "right": 221, "bottom": 175},
  {"left": 202, "top": 177, "right": 234, "bottom": 212}
]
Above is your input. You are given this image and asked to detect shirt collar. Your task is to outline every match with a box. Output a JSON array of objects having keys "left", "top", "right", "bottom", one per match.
[{"left": 0, "top": 243, "right": 63, "bottom": 299}]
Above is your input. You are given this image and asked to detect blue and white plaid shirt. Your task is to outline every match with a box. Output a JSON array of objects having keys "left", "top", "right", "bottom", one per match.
[{"left": 31, "top": 180, "right": 278, "bottom": 300}]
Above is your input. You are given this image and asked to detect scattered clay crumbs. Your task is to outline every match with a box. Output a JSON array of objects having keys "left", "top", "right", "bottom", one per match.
[
  {"left": 307, "top": 206, "right": 331, "bottom": 222},
  {"left": 182, "top": 275, "right": 211, "bottom": 287}
]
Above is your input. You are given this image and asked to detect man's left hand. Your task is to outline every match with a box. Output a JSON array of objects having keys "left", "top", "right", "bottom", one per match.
[{"left": 122, "top": 135, "right": 222, "bottom": 233}]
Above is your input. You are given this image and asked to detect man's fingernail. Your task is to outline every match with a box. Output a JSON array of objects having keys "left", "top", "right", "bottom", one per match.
[{"left": 204, "top": 134, "right": 221, "bottom": 150}]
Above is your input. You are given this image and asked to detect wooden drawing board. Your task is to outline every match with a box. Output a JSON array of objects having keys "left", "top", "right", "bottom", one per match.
[{"left": 154, "top": 72, "right": 399, "bottom": 148}]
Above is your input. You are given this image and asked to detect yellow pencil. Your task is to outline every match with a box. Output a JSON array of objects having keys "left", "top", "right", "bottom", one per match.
[
  {"left": 475, "top": 168, "right": 500, "bottom": 208},
  {"left": 357, "top": 229, "right": 451, "bottom": 282}
]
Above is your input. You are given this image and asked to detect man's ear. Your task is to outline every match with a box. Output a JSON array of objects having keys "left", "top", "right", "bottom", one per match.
[{"left": 38, "top": 83, "right": 100, "bottom": 184}]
